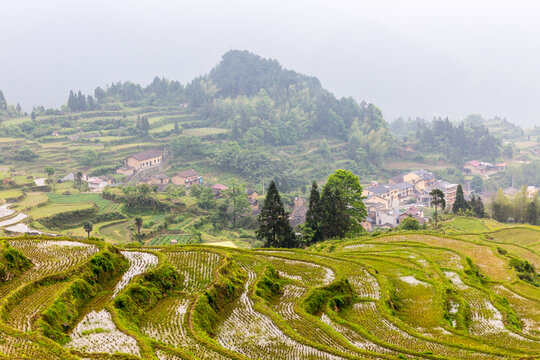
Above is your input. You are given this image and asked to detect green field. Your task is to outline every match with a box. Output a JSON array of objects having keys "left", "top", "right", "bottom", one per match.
[
  {"left": 28, "top": 202, "right": 94, "bottom": 219},
  {"left": 99, "top": 221, "right": 132, "bottom": 243},
  {"left": 0, "top": 226, "right": 538, "bottom": 359},
  {"left": 47, "top": 193, "right": 120, "bottom": 212},
  {"left": 0, "top": 188, "right": 23, "bottom": 200},
  {"left": 14, "top": 192, "right": 48, "bottom": 210},
  {"left": 147, "top": 233, "right": 191, "bottom": 245},
  {"left": 441, "top": 217, "right": 508, "bottom": 233}
]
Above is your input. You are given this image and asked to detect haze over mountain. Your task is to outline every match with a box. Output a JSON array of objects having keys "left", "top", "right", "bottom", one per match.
[{"left": 1, "top": 0, "right": 539, "bottom": 126}]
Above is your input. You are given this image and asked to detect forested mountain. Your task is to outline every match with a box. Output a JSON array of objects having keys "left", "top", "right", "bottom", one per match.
[
  {"left": 74, "top": 50, "right": 387, "bottom": 145},
  {"left": 390, "top": 116, "right": 505, "bottom": 164},
  {"left": 56, "top": 50, "right": 395, "bottom": 184}
]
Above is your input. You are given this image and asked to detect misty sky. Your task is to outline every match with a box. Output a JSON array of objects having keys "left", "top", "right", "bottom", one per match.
[{"left": 1, "top": 0, "right": 539, "bottom": 126}]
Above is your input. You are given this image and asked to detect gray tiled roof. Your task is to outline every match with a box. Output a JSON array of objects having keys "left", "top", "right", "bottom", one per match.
[{"left": 129, "top": 149, "right": 163, "bottom": 161}]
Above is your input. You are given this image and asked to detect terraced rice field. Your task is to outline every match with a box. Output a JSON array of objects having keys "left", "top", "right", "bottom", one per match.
[{"left": 0, "top": 227, "right": 538, "bottom": 359}]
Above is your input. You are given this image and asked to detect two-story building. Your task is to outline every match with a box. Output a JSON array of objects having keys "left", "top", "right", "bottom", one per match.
[{"left": 124, "top": 149, "right": 163, "bottom": 170}]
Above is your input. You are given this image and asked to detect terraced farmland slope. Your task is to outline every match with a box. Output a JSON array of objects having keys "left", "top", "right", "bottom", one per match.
[{"left": 0, "top": 227, "right": 538, "bottom": 359}]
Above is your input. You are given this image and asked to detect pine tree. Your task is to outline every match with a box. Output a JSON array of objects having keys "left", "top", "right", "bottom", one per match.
[
  {"left": 137, "top": 116, "right": 150, "bottom": 136},
  {"left": 305, "top": 181, "right": 322, "bottom": 244},
  {"left": 470, "top": 195, "right": 485, "bottom": 218},
  {"left": 77, "top": 91, "right": 87, "bottom": 111},
  {"left": 256, "top": 181, "right": 296, "bottom": 248},
  {"left": 526, "top": 194, "right": 538, "bottom": 225},
  {"left": 0, "top": 90, "right": 7, "bottom": 110},
  {"left": 87, "top": 95, "right": 96, "bottom": 110},
  {"left": 452, "top": 184, "right": 469, "bottom": 213},
  {"left": 67, "top": 90, "right": 78, "bottom": 111},
  {"left": 16, "top": 103, "right": 21, "bottom": 116},
  {"left": 320, "top": 187, "right": 350, "bottom": 239}
]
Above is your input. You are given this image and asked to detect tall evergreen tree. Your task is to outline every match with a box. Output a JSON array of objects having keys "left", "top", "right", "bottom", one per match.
[
  {"left": 77, "top": 91, "right": 87, "bottom": 111},
  {"left": 16, "top": 103, "right": 21, "bottom": 116},
  {"left": 470, "top": 195, "right": 485, "bottom": 218},
  {"left": 305, "top": 181, "right": 322, "bottom": 244},
  {"left": 87, "top": 95, "right": 96, "bottom": 110},
  {"left": 320, "top": 187, "right": 350, "bottom": 239},
  {"left": 452, "top": 184, "right": 469, "bottom": 213},
  {"left": 256, "top": 181, "right": 296, "bottom": 248},
  {"left": 0, "top": 90, "right": 7, "bottom": 110},
  {"left": 137, "top": 116, "right": 150, "bottom": 136},
  {"left": 67, "top": 90, "right": 78, "bottom": 111}
]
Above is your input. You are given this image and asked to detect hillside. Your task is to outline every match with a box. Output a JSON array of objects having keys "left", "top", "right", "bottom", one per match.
[
  {"left": 0, "top": 51, "right": 444, "bottom": 187},
  {"left": 0, "top": 226, "right": 538, "bottom": 359}
]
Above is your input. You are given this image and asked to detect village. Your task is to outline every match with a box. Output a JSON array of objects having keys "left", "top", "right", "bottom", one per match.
[{"left": 51, "top": 148, "right": 538, "bottom": 235}]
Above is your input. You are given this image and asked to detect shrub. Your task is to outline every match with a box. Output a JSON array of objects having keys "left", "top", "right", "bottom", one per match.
[
  {"left": 0, "top": 241, "right": 32, "bottom": 282},
  {"left": 304, "top": 278, "right": 354, "bottom": 315},
  {"left": 255, "top": 266, "right": 283, "bottom": 302},
  {"left": 399, "top": 216, "right": 420, "bottom": 230},
  {"left": 114, "top": 263, "right": 183, "bottom": 324},
  {"left": 193, "top": 258, "right": 246, "bottom": 336}
]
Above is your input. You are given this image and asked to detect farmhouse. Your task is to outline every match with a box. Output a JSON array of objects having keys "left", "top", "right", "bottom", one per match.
[
  {"left": 398, "top": 205, "right": 426, "bottom": 225},
  {"left": 140, "top": 173, "right": 169, "bottom": 186},
  {"left": 289, "top": 197, "right": 308, "bottom": 228},
  {"left": 124, "top": 149, "right": 163, "bottom": 170},
  {"left": 212, "top": 183, "right": 228, "bottom": 197},
  {"left": 171, "top": 170, "right": 201, "bottom": 187},
  {"left": 87, "top": 177, "right": 110, "bottom": 190},
  {"left": 247, "top": 189, "right": 260, "bottom": 212},
  {"left": 59, "top": 173, "right": 75, "bottom": 183},
  {"left": 462, "top": 160, "right": 493, "bottom": 175}
]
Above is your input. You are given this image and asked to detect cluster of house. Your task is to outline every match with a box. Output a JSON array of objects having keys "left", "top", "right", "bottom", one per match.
[
  {"left": 59, "top": 172, "right": 114, "bottom": 190},
  {"left": 463, "top": 160, "right": 506, "bottom": 176},
  {"left": 361, "top": 169, "right": 458, "bottom": 230},
  {"left": 116, "top": 149, "right": 203, "bottom": 190}
]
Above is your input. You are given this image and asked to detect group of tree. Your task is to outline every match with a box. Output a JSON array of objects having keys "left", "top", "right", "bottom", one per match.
[
  {"left": 257, "top": 170, "right": 367, "bottom": 248},
  {"left": 391, "top": 117, "right": 503, "bottom": 165},
  {"left": 452, "top": 184, "right": 486, "bottom": 218},
  {"left": 67, "top": 90, "right": 98, "bottom": 112},
  {"left": 0, "top": 90, "right": 23, "bottom": 118},
  {"left": 135, "top": 116, "right": 150, "bottom": 137},
  {"left": 489, "top": 187, "right": 539, "bottom": 225}
]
